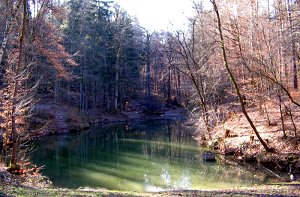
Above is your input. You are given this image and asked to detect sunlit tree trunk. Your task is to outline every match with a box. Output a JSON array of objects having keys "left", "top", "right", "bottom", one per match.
[
  {"left": 0, "top": 1, "right": 21, "bottom": 64},
  {"left": 0, "top": 20, "right": 10, "bottom": 64}
]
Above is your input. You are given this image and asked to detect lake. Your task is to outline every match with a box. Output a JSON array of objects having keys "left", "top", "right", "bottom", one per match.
[{"left": 30, "top": 121, "right": 272, "bottom": 192}]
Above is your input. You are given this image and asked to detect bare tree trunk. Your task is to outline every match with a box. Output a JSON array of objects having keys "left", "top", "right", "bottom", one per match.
[
  {"left": 278, "top": 90, "right": 287, "bottom": 138},
  {"left": 11, "top": 0, "right": 27, "bottom": 166},
  {"left": 287, "top": 1, "right": 298, "bottom": 89},
  {"left": 173, "top": 27, "right": 210, "bottom": 130},
  {"left": 0, "top": 1, "right": 21, "bottom": 64},
  {"left": 80, "top": 47, "right": 87, "bottom": 112},
  {"left": 263, "top": 104, "right": 271, "bottom": 126},
  {"left": 103, "top": 54, "right": 110, "bottom": 111},
  {"left": 283, "top": 102, "right": 297, "bottom": 137},
  {"left": 0, "top": 22, "right": 10, "bottom": 64},
  {"left": 211, "top": 0, "right": 272, "bottom": 152},
  {"left": 79, "top": 61, "right": 84, "bottom": 112},
  {"left": 167, "top": 66, "right": 171, "bottom": 100},
  {"left": 277, "top": 4, "right": 287, "bottom": 138},
  {"left": 11, "top": 86, "right": 18, "bottom": 166},
  {"left": 177, "top": 71, "right": 181, "bottom": 100},
  {"left": 114, "top": 63, "right": 119, "bottom": 111},
  {"left": 289, "top": 104, "right": 297, "bottom": 137},
  {"left": 145, "top": 33, "right": 152, "bottom": 101},
  {"left": 105, "top": 78, "right": 110, "bottom": 111},
  {"left": 114, "top": 49, "right": 121, "bottom": 111}
]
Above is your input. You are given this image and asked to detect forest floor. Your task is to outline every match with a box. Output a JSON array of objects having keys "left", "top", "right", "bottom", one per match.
[{"left": 199, "top": 99, "right": 300, "bottom": 177}]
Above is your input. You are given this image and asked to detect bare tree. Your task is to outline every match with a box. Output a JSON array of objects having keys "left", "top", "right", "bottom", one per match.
[{"left": 210, "top": 0, "right": 272, "bottom": 152}]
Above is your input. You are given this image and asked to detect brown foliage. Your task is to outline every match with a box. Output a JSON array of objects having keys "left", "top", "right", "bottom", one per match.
[{"left": 0, "top": 0, "right": 77, "bottom": 168}]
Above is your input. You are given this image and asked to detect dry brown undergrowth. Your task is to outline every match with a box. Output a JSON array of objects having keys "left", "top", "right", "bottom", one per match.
[{"left": 197, "top": 100, "right": 300, "bottom": 173}]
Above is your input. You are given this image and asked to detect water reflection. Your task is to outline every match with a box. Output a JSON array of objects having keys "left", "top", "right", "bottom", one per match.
[{"left": 31, "top": 121, "right": 270, "bottom": 192}]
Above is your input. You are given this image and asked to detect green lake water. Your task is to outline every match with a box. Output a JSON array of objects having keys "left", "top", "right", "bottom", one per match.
[{"left": 30, "top": 121, "right": 272, "bottom": 192}]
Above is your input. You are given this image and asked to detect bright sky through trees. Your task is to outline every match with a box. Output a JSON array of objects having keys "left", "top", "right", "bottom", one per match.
[{"left": 113, "top": 0, "right": 196, "bottom": 31}]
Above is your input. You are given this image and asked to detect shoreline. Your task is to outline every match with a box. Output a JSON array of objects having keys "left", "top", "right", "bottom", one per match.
[{"left": 1, "top": 182, "right": 300, "bottom": 196}]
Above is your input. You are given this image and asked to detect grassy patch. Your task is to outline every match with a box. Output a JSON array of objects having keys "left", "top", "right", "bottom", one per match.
[
  {"left": 1, "top": 185, "right": 300, "bottom": 197},
  {"left": 0, "top": 186, "right": 149, "bottom": 197}
]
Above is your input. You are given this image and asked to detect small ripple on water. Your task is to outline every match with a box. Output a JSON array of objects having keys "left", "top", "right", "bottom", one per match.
[{"left": 161, "top": 168, "right": 171, "bottom": 187}]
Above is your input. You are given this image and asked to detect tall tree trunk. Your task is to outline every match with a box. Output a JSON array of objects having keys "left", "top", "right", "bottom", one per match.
[
  {"left": 79, "top": 61, "right": 84, "bottom": 112},
  {"left": 145, "top": 34, "right": 151, "bottom": 101},
  {"left": 11, "top": 0, "right": 27, "bottom": 166},
  {"left": 167, "top": 66, "right": 171, "bottom": 100},
  {"left": 211, "top": 0, "right": 272, "bottom": 152},
  {"left": 105, "top": 69, "right": 110, "bottom": 111},
  {"left": 278, "top": 90, "right": 287, "bottom": 138},
  {"left": 177, "top": 71, "right": 181, "bottom": 101},
  {"left": 0, "top": 21, "right": 10, "bottom": 65},
  {"left": 80, "top": 47, "right": 86, "bottom": 112},
  {"left": 0, "top": 1, "right": 22, "bottom": 64},
  {"left": 114, "top": 51, "right": 120, "bottom": 111},
  {"left": 287, "top": 1, "right": 298, "bottom": 89},
  {"left": 285, "top": 102, "right": 297, "bottom": 137},
  {"left": 114, "top": 66, "right": 119, "bottom": 111},
  {"left": 103, "top": 54, "right": 110, "bottom": 111}
]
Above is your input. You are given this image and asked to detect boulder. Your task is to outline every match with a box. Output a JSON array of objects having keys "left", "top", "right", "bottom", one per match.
[{"left": 203, "top": 151, "right": 216, "bottom": 161}]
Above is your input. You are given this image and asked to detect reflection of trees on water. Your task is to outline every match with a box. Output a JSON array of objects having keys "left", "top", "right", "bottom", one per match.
[{"left": 30, "top": 122, "right": 270, "bottom": 190}]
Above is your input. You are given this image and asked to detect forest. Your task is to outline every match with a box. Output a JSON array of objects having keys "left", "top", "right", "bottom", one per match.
[{"left": 0, "top": 0, "right": 300, "bottom": 196}]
